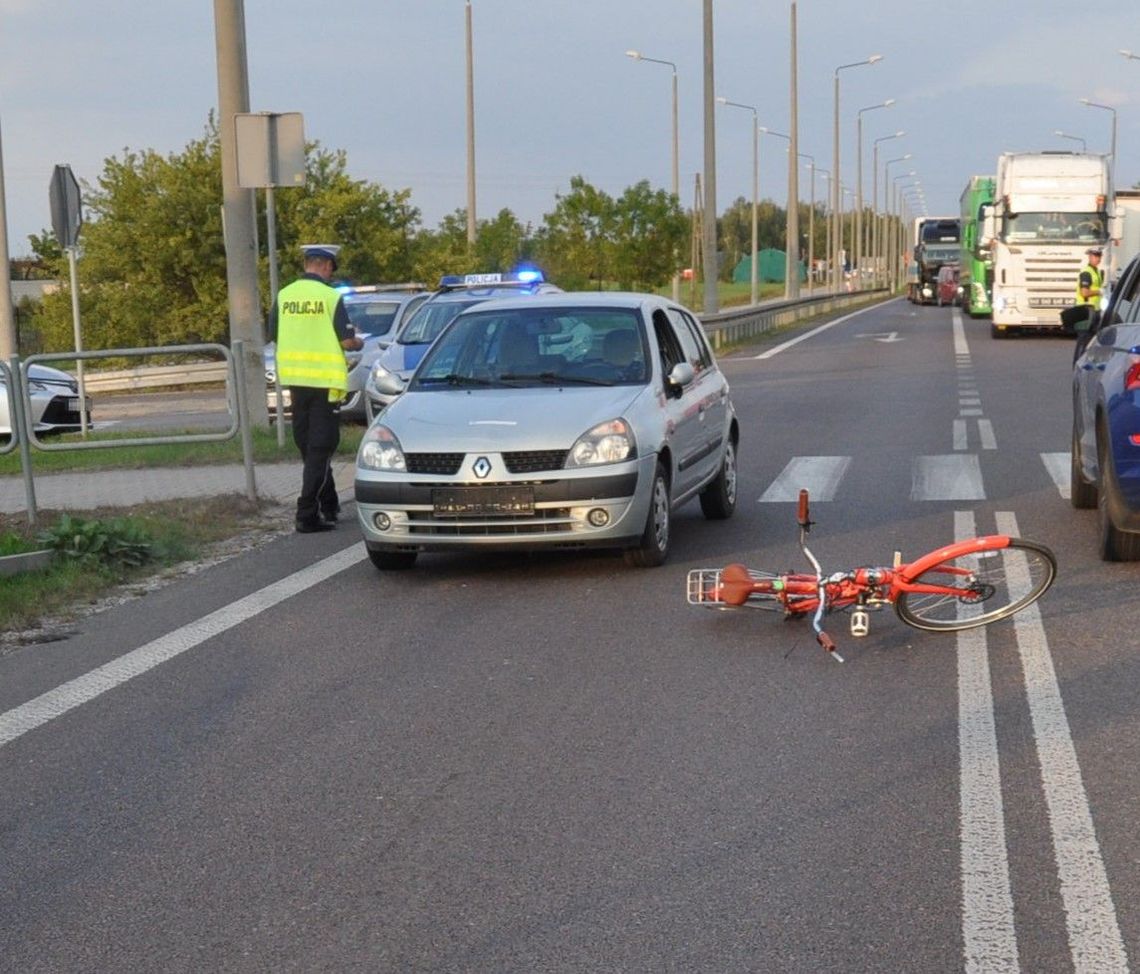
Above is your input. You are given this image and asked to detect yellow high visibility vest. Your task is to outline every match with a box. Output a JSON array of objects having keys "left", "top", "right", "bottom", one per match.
[
  {"left": 1075, "top": 263, "right": 1103, "bottom": 307},
  {"left": 275, "top": 278, "right": 348, "bottom": 400}
]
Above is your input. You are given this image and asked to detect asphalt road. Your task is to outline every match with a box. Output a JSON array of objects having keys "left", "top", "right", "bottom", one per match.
[{"left": 2, "top": 298, "right": 1136, "bottom": 972}]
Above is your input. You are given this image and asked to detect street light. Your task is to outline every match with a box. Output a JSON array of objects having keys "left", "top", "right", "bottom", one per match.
[
  {"left": 716, "top": 97, "right": 760, "bottom": 305},
  {"left": 1121, "top": 49, "right": 1140, "bottom": 61},
  {"left": 465, "top": 0, "right": 476, "bottom": 246},
  {"left": 627, "top": 49, "right": 680, "bottom": 301},
  {"left": 893, "top": 171, "right": 919, "bottom": 290},
  {"left": 1054, "top": 129, "right": 1087, "bottom": 152},
  {"left": 1080, "top": 97, "right": 1117, "bottom": 165},
  {"left": 871, "top": 129, "right": 904, "bottom": 286},
  {"left": 799, "top": 153, "right": 815, "bottom": 291},
  {"left": 760, "top": 126, "right": 793, "bottom": 298},
  {"left": 882, "top": 155, "right": 912, "bottom": 290},
  {"left": 855, "top": 99, "right": 894, "bottom": 283},
  {"left": 832, "top": 54, "right": 883, "bottom": 291},
  {"left": 815, "top": 166, "right": 832, "bottom": 286}
]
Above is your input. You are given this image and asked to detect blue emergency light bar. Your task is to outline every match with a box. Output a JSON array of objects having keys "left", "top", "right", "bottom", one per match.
[{"left": 437, "top": 267, "right": 545, "bottom": 289}]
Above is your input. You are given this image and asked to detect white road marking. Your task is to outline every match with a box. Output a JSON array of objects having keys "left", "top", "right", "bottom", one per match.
[
  {"left": 978, "top": 420, "right": 997, "bottom": 451},
  {"left": 952, "top": 310, "right": 970, "bottom": 356},
  {"left": 954, "top": 420, "right": 968, "bottom": 451},
  {"left": 1042, "top": 452, "right": 1071, "bottom": 498},
  {"left": 996, "top": 511, "right": 1128, "bottom": 972},
  {"left": 759, "top": 456, "right": 851, "bottom": 502},
  {"left": 956, "top": 509, "right": 1019, "bottom": 973},
  {"left": 911, "top": 455, "right": 986, "bottom": 500},
  {"left": 0, "top": 543, "right": 369, "bottom": 749},
  {"left": 753, "top": 301, "right": 894, "bottom": 360}
]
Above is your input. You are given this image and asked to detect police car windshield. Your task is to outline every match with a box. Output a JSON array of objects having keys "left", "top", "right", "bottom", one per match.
[
  {"left": 397, "top": 297, "right": 484, "bottom": 345},
  {"left": 344, "top": 298, "right": 401, "bottom": 337}
]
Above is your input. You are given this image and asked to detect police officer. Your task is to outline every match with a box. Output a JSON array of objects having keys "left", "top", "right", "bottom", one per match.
[
  {"left": 268, "top": 244, "right": 363, "bottom": 533},
  {"left": 1077, "top": 245, "right": 1105, "bottom": 311}
]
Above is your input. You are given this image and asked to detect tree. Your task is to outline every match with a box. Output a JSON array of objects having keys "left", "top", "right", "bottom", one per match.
[
  {"left": 610, "top": 180, "right": 686, "bottom": 289},
  {"left": 537, "top": 176, "right": 616, "bottom": 289}
]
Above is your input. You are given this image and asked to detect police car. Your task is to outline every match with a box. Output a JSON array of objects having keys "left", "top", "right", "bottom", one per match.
[
  {"left": 362, "top": 269, "right": 561, "bottom": 422},
  {"left": 266, "top": 282, "right": 430, "bottom": 423}
]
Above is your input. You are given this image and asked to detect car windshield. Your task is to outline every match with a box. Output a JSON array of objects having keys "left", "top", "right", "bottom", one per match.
[
  {"left": 1003, "top": 211, "right": 1107, "bottom": 244},
  {"left": 412, "top": 307, "right": 648, "bottom": 389},
  {"left": 397, "top": 298, "right": 483, "bottom": 345},
  {"left": 344, "top": 298, "right": 402, "bottom": 337}
]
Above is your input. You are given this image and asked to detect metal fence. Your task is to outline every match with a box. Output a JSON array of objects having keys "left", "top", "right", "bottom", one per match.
[{"left": 700, "top": 288, "right": 889, "bottom": 349}]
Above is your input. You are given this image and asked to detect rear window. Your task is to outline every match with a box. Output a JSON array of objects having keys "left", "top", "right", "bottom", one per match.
[{"left": 344, "top": 298, "right": 401, "bottom": 337}]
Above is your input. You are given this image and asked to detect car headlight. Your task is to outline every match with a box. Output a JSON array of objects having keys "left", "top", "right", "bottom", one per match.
[
  {"left": 566, "top": 418, "right": 636, "bottom": 467},
  {"left": 369, "top": 362, "right": 392, "bottom": 386},
  {"left": 358, "top": 424, "right": 407, "bottom": 471}
]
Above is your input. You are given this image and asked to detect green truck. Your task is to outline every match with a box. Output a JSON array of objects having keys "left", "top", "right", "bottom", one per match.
[{"left": 959, "top": 175, "right": 995, "bottom": 317}]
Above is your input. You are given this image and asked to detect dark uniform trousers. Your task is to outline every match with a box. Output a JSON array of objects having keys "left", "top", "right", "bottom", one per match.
[{"left": 289, "top": 386, "right": 341, "bottom": 523}]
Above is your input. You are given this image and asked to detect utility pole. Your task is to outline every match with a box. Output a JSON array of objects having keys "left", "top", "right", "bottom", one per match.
[
  {"left": 701, "top": 0, "right": 719, "bottom": 314},
  {"left": 0, "top": 120, "right": 15, "bottom": 359},
  {"left": 213, "top": 0, "right": 268, "bottom": 427},
  {"left": 785, "top": 2, "right": 801, "bottom": 299}
]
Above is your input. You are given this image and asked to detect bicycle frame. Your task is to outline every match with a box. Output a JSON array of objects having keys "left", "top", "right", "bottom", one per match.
[{"left": 688, "top": 489, "right": 1048, "bottom": 662}]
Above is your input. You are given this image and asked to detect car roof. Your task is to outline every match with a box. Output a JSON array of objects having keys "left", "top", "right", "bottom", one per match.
[
  {"left": 425, "top": 281, "right": 562, "bottom": 304},
  {"left": 444, "top": 290, "right": 668, "bottom": 315}
]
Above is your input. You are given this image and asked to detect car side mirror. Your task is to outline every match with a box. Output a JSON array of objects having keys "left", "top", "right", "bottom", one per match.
[
  {"left": 374, "top": 372, "right": 406, "bottom": 396},
  {"left": 668, "top": 361, "right": 695, "bottom": 391}
]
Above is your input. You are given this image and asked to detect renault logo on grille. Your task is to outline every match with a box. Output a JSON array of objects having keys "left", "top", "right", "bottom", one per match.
[{"left": 472, "top": 456, "right": 492, "bottom": 479}]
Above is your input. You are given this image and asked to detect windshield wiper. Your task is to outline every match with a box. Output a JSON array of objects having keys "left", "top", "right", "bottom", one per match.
[
  {"left": 418, "top": 373, "right": 498, "bottom": 387},
  {"left": 499, "top": 371, "right": 614, "bottom": 386}
]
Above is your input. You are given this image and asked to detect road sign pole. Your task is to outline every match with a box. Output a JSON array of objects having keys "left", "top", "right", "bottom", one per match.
[{"left": 67, "top": 246, "right": 88, "bottom": 437}]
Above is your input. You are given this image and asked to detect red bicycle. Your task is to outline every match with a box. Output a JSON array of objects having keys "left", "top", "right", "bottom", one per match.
[{"left": 687, "top": 490, "right": 1057, "bottom": 662}]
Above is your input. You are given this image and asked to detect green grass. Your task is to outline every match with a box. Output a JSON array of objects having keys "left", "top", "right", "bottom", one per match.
[{"left": 0, "top": 424, "right": 365, "bottom": 476}]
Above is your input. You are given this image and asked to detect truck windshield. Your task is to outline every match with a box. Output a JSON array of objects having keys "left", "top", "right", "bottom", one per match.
[{"left": 1003, "top": 212, "right": 1107, "bottom": 244}]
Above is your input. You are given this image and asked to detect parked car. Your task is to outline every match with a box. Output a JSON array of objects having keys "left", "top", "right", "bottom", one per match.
[
  {"left": 354, "top": 291, "right": 739, "bottom": 570},
  {"left": 0, "top": 363, "right": 92, "bottom": 437},
  {"left": 265, "top": 283, "right": 430, "bottom": 423},
  {"left": 363, "top": 271, "right": 563, "bottom": 422},
  {"left": 1071, "top": 252, "right": 1140, "bottom": 558},
  {"left": 937, "top": 264, "right": 961, "bottom": 306}
]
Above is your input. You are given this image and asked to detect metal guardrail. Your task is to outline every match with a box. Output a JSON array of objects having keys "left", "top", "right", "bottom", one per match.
[
  {"left": 81, "top": 360, "right": 229, "bottom": 393},
  {"left": 9, "top": 342, "right": 256, "bottom": 528},
  {"left": 700, "top": 287, "right": 890, "bottom": 349}
]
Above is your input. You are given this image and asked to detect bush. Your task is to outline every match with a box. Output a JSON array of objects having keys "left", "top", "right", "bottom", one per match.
[{"left": 37, "top": 514, "right": 153, "bottom": 569}]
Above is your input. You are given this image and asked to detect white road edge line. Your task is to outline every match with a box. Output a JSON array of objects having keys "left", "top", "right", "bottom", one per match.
[
  {"left": 752, "top": 299, "right": 897, "bottom": 360},
  {"left": 0, "top": 543, "right": 369, "bottom": 749},
  {"left": 956, "top": 509, "right": 1019, "bottom": 973},
  {"left": 996, "top": 511, "right": 1128, "bottom": 972}
]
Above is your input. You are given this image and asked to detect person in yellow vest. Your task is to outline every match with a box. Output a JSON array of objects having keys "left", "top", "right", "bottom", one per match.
[
  {"left": 268, "top": 244, "right": 363, "bottom": 533},
  {"left": 1077, "top": 246, "right": 1105, "bottom": 310}
]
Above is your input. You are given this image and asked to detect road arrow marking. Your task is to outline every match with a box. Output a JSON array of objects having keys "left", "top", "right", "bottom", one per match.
[{"left": 855, "top": 331, "right": 902, "bottom": 342}]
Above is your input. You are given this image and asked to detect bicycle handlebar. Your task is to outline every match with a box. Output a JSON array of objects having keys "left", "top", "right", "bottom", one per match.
[{"left": 797, "top": 489, "right": 811, "bottom": 528}]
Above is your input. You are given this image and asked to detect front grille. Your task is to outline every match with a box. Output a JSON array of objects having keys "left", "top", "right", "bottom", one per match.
[
  {"left": 503, "top": 450, "right": 568, "bottom": 473},
  {"left": 406, "top": 453, "right": 465, "bottom": 475},
  {"left": 40, "top": 397, "right": 83, "bottom": 425},
  {"left": 408, "top": 508, "right": 574, "bottom": 536}
]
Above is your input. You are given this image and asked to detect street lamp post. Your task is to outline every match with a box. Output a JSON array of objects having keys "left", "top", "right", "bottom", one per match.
[
  {"left": 832, "top": 54, "right": 883, "bottom": 291},
  {"left": 717, "top": 97, "right": 760, "bottom": 305},
  {"left": 882, "top": 154, "right": 912, "bottom": 290},
  {"left": 759, "top": 127, "right": 792, "bottom": 298},
  {"left": 892, "top": 172, "right": 918, "bottom": 290},
  {"left": 816, "top": 166, "right": 831, "bottom": 287},
  {"left": 1054, "top": 129, "right": 1087, "bottom": 152},
  {"left": 871, "top": 130, "right": 904, "bottom": 287},
  {"left": 855, "top": 99, "right": 893, "bottom": 286},
  {"left": 799, "top": 154, "right": 815, "bottom": 292},
  {"left": 627, "top": 49, "right": 680, "bottom": 301},
  {"left": 1080, "top": 97, "right": 1117, "bottom": 167},
  {"left": 465, "top": 0, "right": 476, "bottom": 246}
]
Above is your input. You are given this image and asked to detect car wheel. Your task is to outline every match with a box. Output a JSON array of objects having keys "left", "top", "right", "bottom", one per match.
[
  {"left": 699, "top": 437, "right": 737, "bottom": 520},
  {"left": 624, "top": 461, "right": 670, "bottom": 568},
  {"left": 1070, "top": 417, "right": 1097, "bottom": 509},
  {"left": 1096, "top": 421, "right": 1140, "bottom": 561},
  {"left": 367, "top": 546, "right": 418, "bottom": 570},
  {"left": 991, "top": 323, "right": 1006, "bottom": 340}
]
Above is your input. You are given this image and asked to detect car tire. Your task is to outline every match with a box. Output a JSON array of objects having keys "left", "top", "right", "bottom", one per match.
[
  {"left": 991, "top": 323, "right": 1006, "bottom": 340},
  {"left": 1070, "top": 418, "right": 1098, "bottom": 509},
  {"left": 1096, "top": 421, "right": 1140, "bottom": 561},
  {"left": 699, "top": 438, "right": 738, "bottom": 520},
  {"left": 367, "top": 546, "right": 418, "bottom": 570},
  {"left": 624, "top": 461, "right": 670, "bottom": 568}
]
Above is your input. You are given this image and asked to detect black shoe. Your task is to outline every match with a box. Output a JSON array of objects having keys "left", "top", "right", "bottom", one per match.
[
  {"left": 320, "top": 508, "right": 340, "bottom": 524},
  {"left": 296, "top": 518, "right": 335, "bottom": 534}
]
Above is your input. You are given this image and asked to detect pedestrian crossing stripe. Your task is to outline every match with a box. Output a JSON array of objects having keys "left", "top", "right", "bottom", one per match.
[{"left": 758, "top": 453, "right": 1073, "bottom": 502}]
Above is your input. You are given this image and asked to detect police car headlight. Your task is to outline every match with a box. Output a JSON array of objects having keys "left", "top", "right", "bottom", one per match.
[
  {"left": 358, "top": 424, "right": 407, "bottom": 471},
  {"left": 566, "top": 419, "right": 636, "bottom": 467}
]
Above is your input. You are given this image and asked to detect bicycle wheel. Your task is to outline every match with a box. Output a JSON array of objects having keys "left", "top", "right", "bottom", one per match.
[{"left": 895, "top": 539, "right": 1056, "bottom": 632}]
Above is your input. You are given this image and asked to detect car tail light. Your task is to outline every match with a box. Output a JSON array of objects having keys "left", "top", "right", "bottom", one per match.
[{"left": 1126, "top": 358, "right": 1140, "bottom": 392}]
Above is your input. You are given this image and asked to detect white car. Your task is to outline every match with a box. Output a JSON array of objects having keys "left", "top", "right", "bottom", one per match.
[{"left": 0, "top": 363, "right": 93, "bottom": 436}]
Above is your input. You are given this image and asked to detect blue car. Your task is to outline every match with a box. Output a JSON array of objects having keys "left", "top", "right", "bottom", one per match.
[
  {"left": 363, "top": 271, "right": 561, "bottom": 422},
  {"left": 1071, "top": 253, "right": 1140, "bottom": 559}
]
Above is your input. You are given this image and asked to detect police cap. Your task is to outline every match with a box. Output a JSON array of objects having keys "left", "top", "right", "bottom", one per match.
[
  {"left": 301, "top": 244, "right": 341, "bottom": 270},
  {"left": 1086, "top": 246, "right": 1103, "bottom": 257}
]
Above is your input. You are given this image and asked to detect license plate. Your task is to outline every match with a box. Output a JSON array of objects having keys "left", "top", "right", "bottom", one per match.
[
  {"left": 67, "top": 397, "right": 91, "bottom": 412},
  {"left": 433, "top": 486, "right": 535, "bottom": 517}
]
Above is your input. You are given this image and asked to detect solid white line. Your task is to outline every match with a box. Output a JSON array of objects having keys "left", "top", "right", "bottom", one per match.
[
  {"left": 1041, "top": 452, "right": 1071, "bottom": 498},
  {"left": 911, "top": 455, "right": 985, "bottom": 501},
  {"left": 758, "top": 456, "right": 851, "bottom": 502},
  {"left": 956, "top": 509, "right": 1019, "bottom": 973},
  {"left": 0, "top": 543, "right": 369, "bottom": 749},
  {"left": 996, "top": 511, "right": 1128, "bottom": 972},
  {"left": 752, "top": 301, "right": 895, "bottom": 360}
]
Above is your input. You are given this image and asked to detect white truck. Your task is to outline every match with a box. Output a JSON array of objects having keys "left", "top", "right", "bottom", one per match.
[
  {"left": 982, "top": 151, "right": 1114, "bottom": 338},
  {"left": 1109, "top": 189, "right": 1140, "bottom": 282}
]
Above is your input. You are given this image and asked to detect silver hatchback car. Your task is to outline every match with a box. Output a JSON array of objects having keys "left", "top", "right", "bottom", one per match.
[{"left": 353, "top": 292, "right": 739, "bottom": 569}]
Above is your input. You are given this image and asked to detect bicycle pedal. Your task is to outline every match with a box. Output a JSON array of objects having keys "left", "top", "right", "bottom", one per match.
[{"left": 850, "top": 609, "right": 870, "bottom": 638}]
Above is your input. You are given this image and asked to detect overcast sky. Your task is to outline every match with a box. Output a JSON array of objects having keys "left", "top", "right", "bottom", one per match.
[{"left": 1, "top": 0, "right": 1137, "bottom": 259}]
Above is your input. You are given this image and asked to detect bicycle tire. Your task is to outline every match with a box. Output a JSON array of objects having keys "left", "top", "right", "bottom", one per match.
[{"left": 894, "top": 538, "right": 1056, "bottom": 632}]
